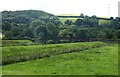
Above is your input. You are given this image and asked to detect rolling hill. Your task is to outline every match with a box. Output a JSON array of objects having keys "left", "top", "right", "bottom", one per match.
[{"left": 2, "top": 10, "right": 59, "bottom": 24}]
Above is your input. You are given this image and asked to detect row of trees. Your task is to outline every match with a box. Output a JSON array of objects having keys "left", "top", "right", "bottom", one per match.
[
  {"left": 2, "top": 19, "right": 120, "bottom": 41},
  {"left": 2, "top": 10, "right": 120, "bottom": 42},
  {"left": 64, "top": 14, "right": 119, "bottom": 29}
]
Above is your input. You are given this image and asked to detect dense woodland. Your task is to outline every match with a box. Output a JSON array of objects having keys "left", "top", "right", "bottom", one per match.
[{"left": 1, "top": 10, "right": 120, "bottom": 43}]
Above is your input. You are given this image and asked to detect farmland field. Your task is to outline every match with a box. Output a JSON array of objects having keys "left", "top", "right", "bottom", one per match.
[
  {"left": 2, "top": 40, "right": 36, "bottom": 47},
  {"left": 59, "top": 18, "right": 78, "bottom": 23},
  {"left": 1, "top": 3, "right": 119, "bottom": 76},
  {"left": 57, "top": 14, "right": 79, "bottom": 16},
  {"left": 2, "top": 44, "right": 118, "bottom": 75},
  {"left": 2, "top": 42, "right": 106, "bottom": 65},
  {"left": 58, "top": 17, "right": 110, "bottom": 25},
  {"left": 0, "top": 33, "right": 2, "bottom": 38},
  {"left": 99, "top": 20, "right": 111, "bottom": 25},
  {"left": 0, "top": 35, "right": 2, "bottom": 39}
]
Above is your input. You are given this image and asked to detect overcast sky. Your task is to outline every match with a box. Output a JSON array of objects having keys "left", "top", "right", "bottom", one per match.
[{"left": 0, "top": 0, "right": 119, "bottom": 17}]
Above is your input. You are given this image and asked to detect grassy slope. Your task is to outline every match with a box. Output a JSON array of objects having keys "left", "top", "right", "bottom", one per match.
[
  {"left": 59, "top": 18, "right": 78, "bottom": 23},
  {"left": 2, "top": 44, "right": 118, "bottom": 75},
  {"left": 2, "top": 42, "right": 106, "bottom": 65},
  {"left": 57, "top": 14, "right": 110, "bottom": 24},
  {"left": 57, "top": 14, "right": 79, "bottom": 23},
  {"left": 59, "top": 18, "right": 110, "bottom": 24},
  {"left": 0, "top": 34, "right": 2, "bottom": 39},
  {"left": 99, "top": 20, "right": 111, "bottom": 25}
]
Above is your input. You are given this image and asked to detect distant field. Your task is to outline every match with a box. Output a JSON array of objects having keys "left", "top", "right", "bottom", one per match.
[
  {"left": 58, "top": 14, "right": 110, "bottom": 24},
  {"left": 2, "top": 44, "right": 118, "bottom": 75},
  {"left": 57, "top": 14, "right": 79, "bottom": 16},
  {"left": 0, "top": 33, "right": 2, "bottom": 39},
  {"left": 59, "top": 18, "right": 78, "bottom": 23},
  {"left": 99, "top": 20, "right": 111, "bottom": 25},
  {"left": 58, "top": 14, "right": 78, "bottom": 23},
  {"left": 59, "top": 18, "right": 110, "bottom": 25},
  {"left": 98, "top": 16, "right": 109, "bottom": 18},
  {"left": 57, "top": 14, "right": 109, "bottom": 18}
]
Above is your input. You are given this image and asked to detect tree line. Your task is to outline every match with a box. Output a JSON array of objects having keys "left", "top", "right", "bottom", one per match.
[{"left": 2, "top": 10, "right": 120, "bottom": 43}]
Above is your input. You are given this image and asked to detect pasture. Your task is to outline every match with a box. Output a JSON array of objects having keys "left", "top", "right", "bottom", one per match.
[
  {"left": 2, "top": 44, "right": 118, "bottom": 75},
  {"left": 2, "top": 42, "right": 106, "bottom": 65},
  {"left": 1, "top": 40, "right": 36, "bottom": 47},
  {"left": 59, "top": 18, "right": 78, "bottom": 23}
]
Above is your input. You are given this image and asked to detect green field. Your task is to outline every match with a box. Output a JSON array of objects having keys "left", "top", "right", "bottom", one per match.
[
  {"left": 59, "top": 17, "right": 110, "bottom": 25},
  {"left": 58, "top": 14, "right": 78, "bottom": 24},
  {"left": 2, "top": 42, "right": 106, "bottom": 65},
  {"left": 99, "top": 20, "right": 111, "bottom": 25},
  {"left": 59, "top": 18, "right": 78, "bottom": 23},
  {"left": 57, "top": 14, "right": 79, "bottom": 16},
  {"left": 1, "top": 10, "right": 119, "bottom": 75},
  {"left": 2, "top": 44, "right": 118, "bottom": 75},
  {"left": 0, "top": 35, "right": 2, "bottom": 39},
  {"left": 2, "top": 40, "right": 36, "bottom": 47}
]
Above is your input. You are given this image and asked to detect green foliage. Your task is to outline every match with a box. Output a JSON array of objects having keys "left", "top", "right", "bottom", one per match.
[
  {"left": 75, "top": 19, "right": 84, "bottom": 26},
  {"left": 58, "top": 40, "right": 70, "bottom": 43},
  {"left": 64, "top": 20, "right": 72, "bottom": 25},
  {"left": 2, "top": 10, "right": 57, "bottom": 24},
  {"left": 24, "top": 29, "right": 34, "bottom": 38},
  {"left": 2, "top": 10, "right": 61, "bottom": 40},
  {"left": 46, "top": 22, "right": 59, "bottom": 38},
  {"left": 80, "top": 13, "right": 84, "bottom": 18},
  {"left": 59, "top": 18, "right": 77, "bottom": 23},
  {"left": 34, "top": 25, "right": 47, "bottom": 38},
  {"left": 2, "top": 21, "right": 12, "bottom": 31},
  {"left": 2, "top": 10, "right": 120, "bottom": 41},
  {"left": 46, "top": 40, "right": 54, "bottom": 44}
]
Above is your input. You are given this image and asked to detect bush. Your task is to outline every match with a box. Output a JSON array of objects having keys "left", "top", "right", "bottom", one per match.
[
  {"left": 46, "top": 40, "right": 55, "bottom": 44},
  {"left": 58, "top": 40, "right": 70, "bottom": 43}
]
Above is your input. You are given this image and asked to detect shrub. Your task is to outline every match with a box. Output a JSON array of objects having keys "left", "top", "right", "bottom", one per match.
[
  {"left": 46, "top": 40, "right": 55, "bottom": 44},
  {"left": 58, "top": 40, "right": 70, "bottom": 43}
]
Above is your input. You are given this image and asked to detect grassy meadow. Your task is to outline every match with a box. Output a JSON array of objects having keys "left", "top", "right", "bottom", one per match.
[
  {"left": 58, "top": 17, "right": 110, "bottom": 25},
  {"left": 0, "top": 35, "right": 2, "bottom": 39},
  {"left": 57, "top": 14, "right": 111, "bottom": 25},
  {"left": 99, "top": 20, "right": 111, "bottom": 25},
  {"left": 1, "top": 10, "right": 119, "bottom": 76},
  {"left": 2, "top": 44, "right": 118, "bottom": 75},
  {"left": 59, "top": 18, "right": 78, "bottom": 23},
  {"left": 2, "top": 42, "right": 106, "bottom": 65},
  {"left": 57, "top": 14, "right": 79, "bottom": 16}
]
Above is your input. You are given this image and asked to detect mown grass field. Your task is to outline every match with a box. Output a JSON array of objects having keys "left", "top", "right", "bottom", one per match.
[
  {"left": 2, "top": 44, "right": 118, "bottom": 75},
  {"left": 59, "top": 18, "right": 78, "bottom": 23},
  {"left": 99, "top": 20, "right": 111, "bottom": 25},
  {"left": 58, "top": 18, "right": 110, "bottom": 25},
  {"left": 57, "top": 14, "right": 79, "bottom": 16},
  {"left": 2, "top": 42, "right": 106, "bottom": 65},
  {"left": 0, "top": 35, "right": 2, "bottom": 39},
  {"left": 58, "top": 14, "right": 110, "bottom": 24}
]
